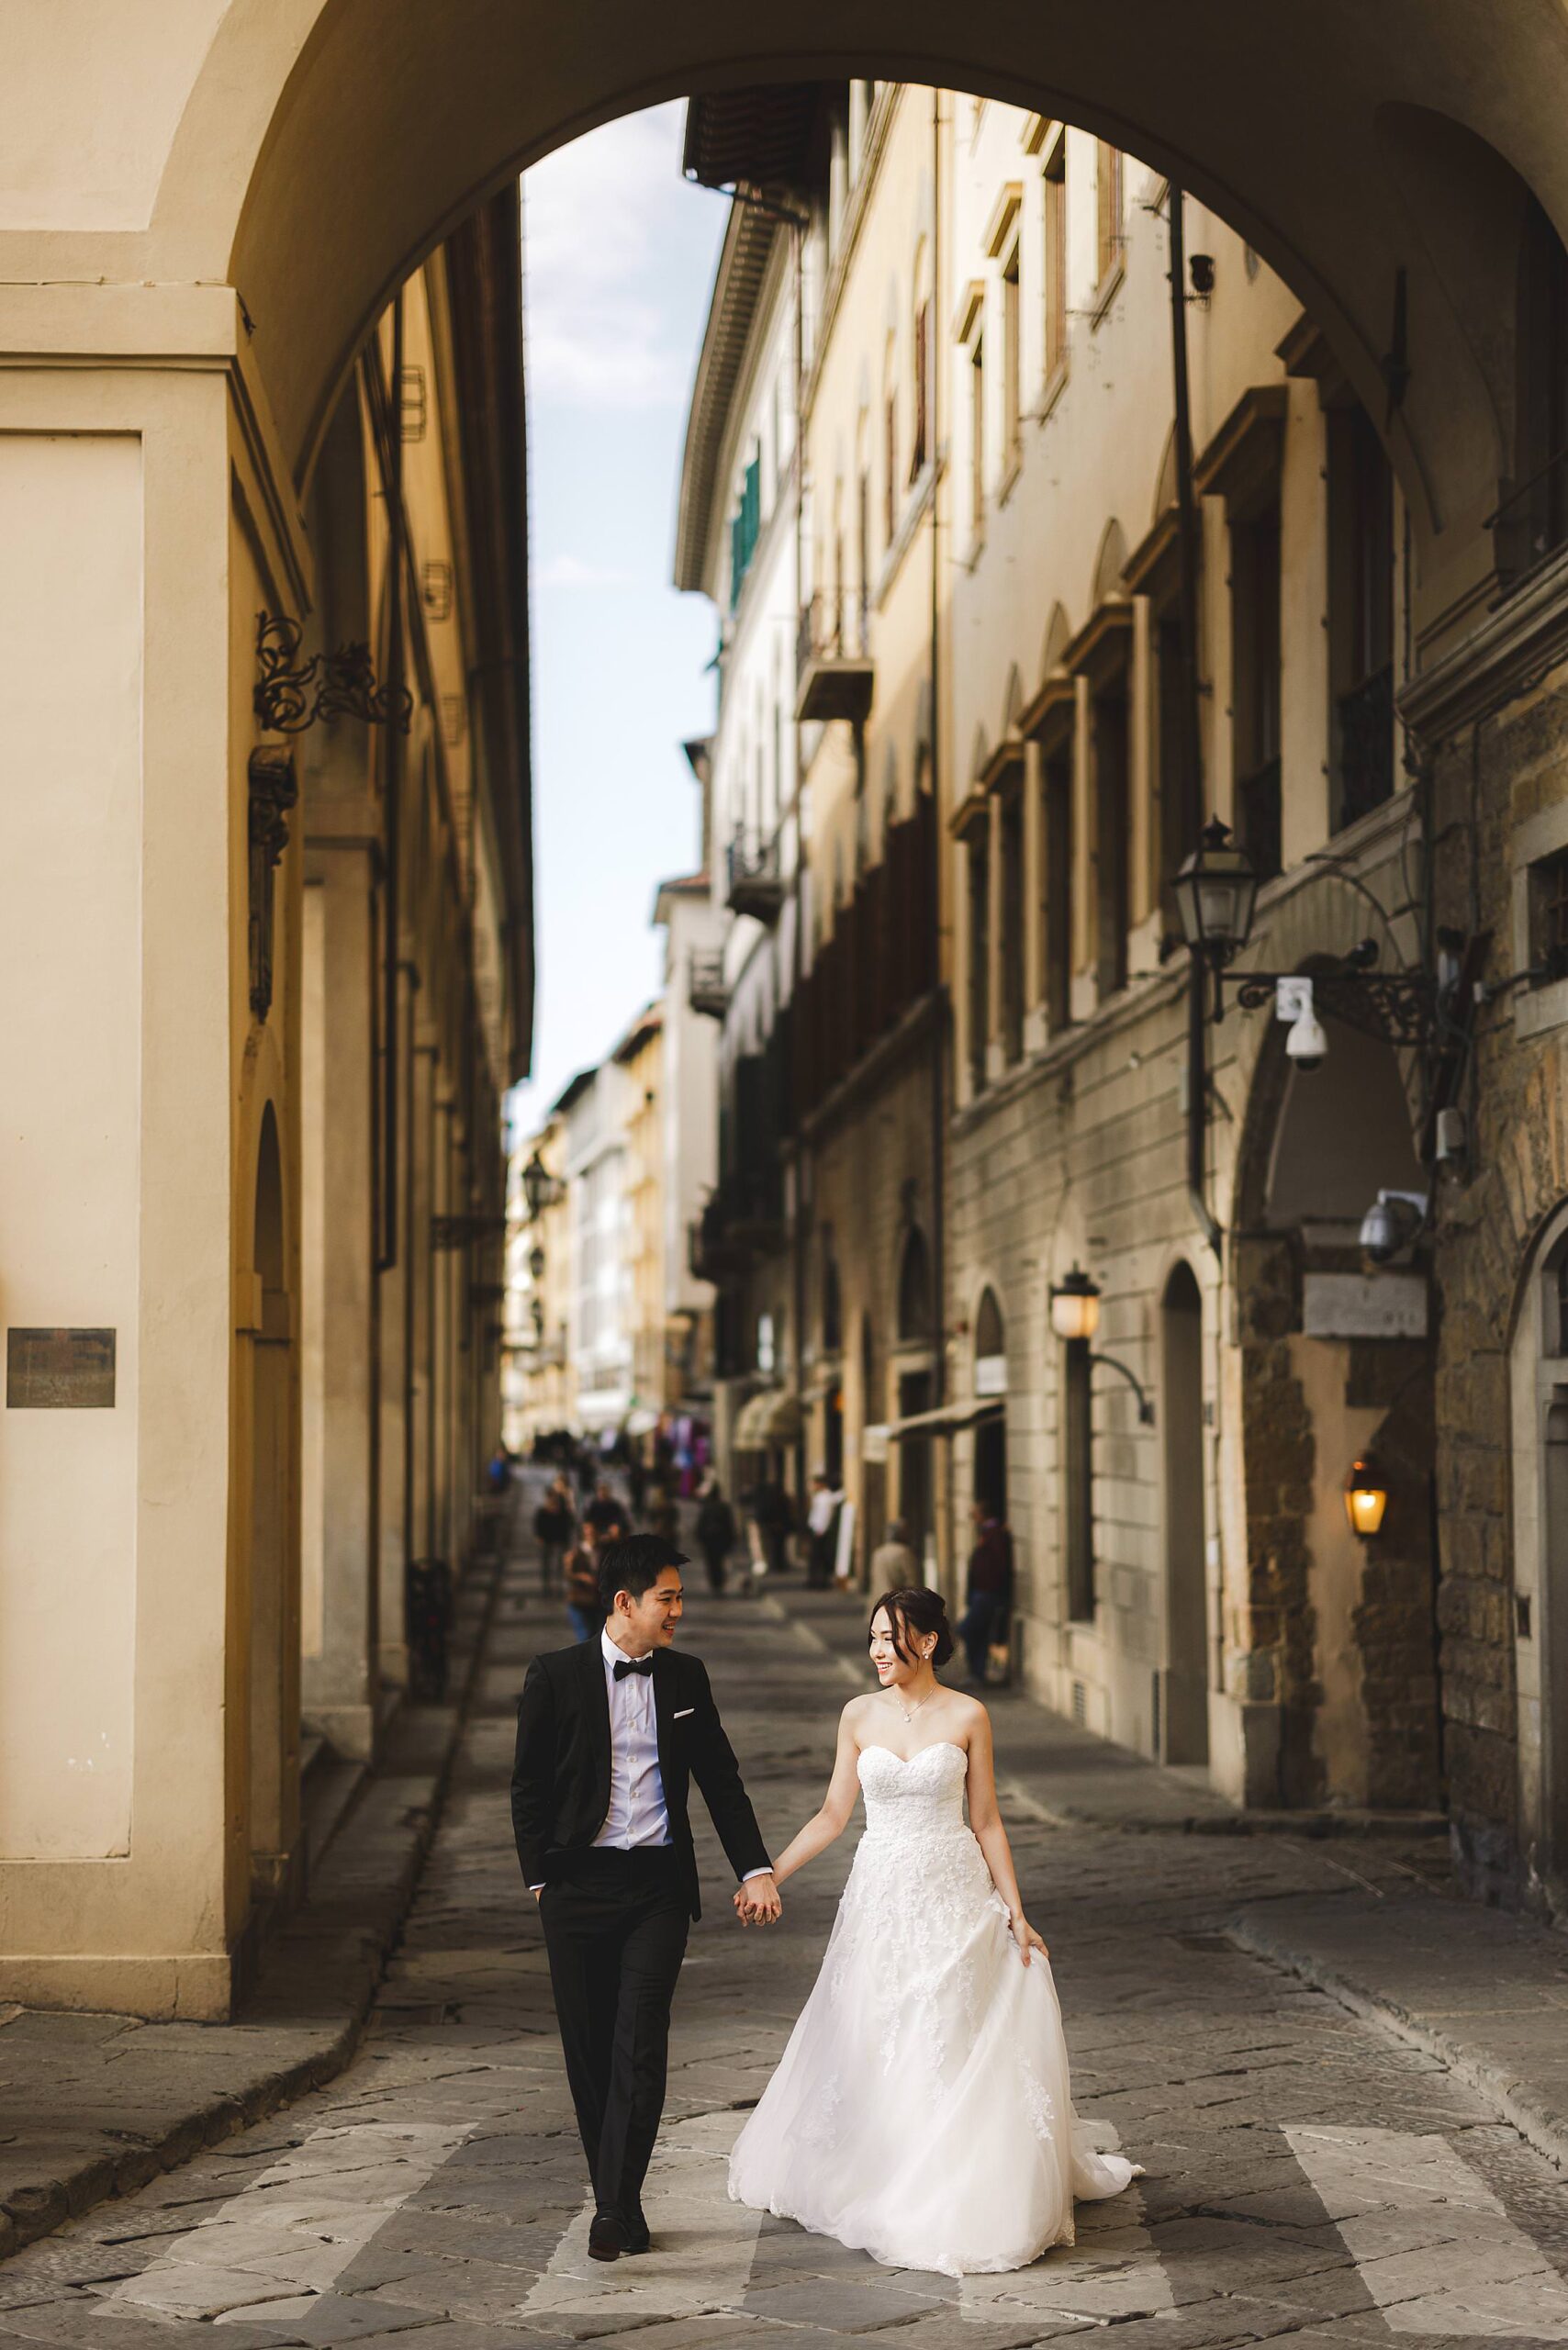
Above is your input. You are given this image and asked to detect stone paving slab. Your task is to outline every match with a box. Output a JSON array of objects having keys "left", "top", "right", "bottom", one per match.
[
  {"left": 0, "top": 1550, "right": 504, "bottom": 2265},
  {"left": 1231, "top": 1887, "right": 1568, "bottom": 2176},
  {"left": 6, "top": 1525, "right": 1568, "bottom": 2346}
]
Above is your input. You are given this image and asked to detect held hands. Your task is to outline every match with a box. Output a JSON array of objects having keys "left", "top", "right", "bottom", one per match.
[
  {"left": 734, "top": 1872, "right": 782, "bottom": 1926},
  {"left": 1010, "top": 1910, "right": 1048, "bottom": 1965}
]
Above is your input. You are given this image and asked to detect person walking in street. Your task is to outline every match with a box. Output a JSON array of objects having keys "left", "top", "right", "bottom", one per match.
[
  {"left": 512, "top": 1535, "right": 781, "bottom": 2261},
  {"left": 805, "top": 1472, "right": 842, "bottom": 1589},
  {"left": 726, "top": 1584, "right": 1138, "bottom": 2272},
  {"left": 745, "top": 1472, "right": 792, "bottom": 1580},
  {"left": 869, "top": 1516, "right": 919, "bottom": 1587},
  {"left": 533, "top": 1475, "right": 576, "bottom": 1595},
  {"left": 563, "top": 1528, "right": 603, "bottom": 1645},
  {"left": 958, "top": 1499, "right": 1014, "bottom": 1685},
  {"left": 694, "top": 1479, "right": 738, "bottom": 1595},
  {"left": 585, "top": 1479, "right": 626, "bottom": 1540}
]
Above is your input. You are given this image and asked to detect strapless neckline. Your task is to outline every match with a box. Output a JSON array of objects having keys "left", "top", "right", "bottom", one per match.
[{"left": 857, "top": 1740, "right": 966, "bottom": 1767}]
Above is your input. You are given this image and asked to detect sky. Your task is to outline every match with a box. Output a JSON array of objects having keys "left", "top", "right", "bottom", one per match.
[{"left": 510, "top": 105, "right": 729, "bottom": 1147}]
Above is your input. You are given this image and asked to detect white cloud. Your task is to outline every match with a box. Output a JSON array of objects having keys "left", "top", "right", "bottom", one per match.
[
  {"left": 523, "top": 103, "right": 718, "bottom": 411},
  {"left": 536, "top": 554, "right": 635, "bottom": 589}
]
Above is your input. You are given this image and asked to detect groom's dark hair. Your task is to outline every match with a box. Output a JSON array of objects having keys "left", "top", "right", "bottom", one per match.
[{"left": 598, "top": 1532, "right": 687, "bottom": 1616}]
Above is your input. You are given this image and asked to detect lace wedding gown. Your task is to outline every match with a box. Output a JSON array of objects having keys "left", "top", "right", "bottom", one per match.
[{"left": 728, "top": 1740, "right": 1139, "bottom": 2277}]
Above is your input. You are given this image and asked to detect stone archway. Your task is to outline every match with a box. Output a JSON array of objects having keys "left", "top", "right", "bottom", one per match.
[
  {"left": 92, "top": 0, "right": 1565, "bottom": 620},
  {"left": 1232, "top": 1008, "right": 1440, "bottom": 1812},
  {"left": 1509, "top": 1201, "right": 1568, "bottom": 1919}
]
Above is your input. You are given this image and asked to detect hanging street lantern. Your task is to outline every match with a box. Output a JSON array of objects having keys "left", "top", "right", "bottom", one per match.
[
  {"left": 1344, "top": 1453, "right": 1389, "bottom": 1539},
  {"left": 1173, "top": 818, "right": 1259, "bottom": 1012},
  {"left": 521, "top": 1149, "right": 562, "bottom": 1222}
]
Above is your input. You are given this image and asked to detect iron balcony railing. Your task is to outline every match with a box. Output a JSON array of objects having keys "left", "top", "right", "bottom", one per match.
[
  {"left": 795, "top": 589, "right": 875, "bottom": 723},
  {"left": 688, "top": 949, "right": 731, "bottom": 1019},
  {"left": 726, "top": 829, "right": 786, "bottom": 923}
]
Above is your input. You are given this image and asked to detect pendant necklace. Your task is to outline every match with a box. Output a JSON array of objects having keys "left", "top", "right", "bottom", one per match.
[{"left": 890, "top": 1681, "right": 936, "bottom": 1726}]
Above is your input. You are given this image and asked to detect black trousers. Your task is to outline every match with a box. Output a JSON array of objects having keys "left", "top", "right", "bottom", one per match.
[{"left": 538, "top": 1847, "right": 689, "bottom": 2220}]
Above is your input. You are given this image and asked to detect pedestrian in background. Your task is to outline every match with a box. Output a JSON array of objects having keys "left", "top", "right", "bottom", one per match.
[
  {"left": 958, "top": 1499, "right": 1014, "bottom": 1685},
  {"left": 870, "top": 1516, "right": 919, "bottom": 1588},
  {"left": 533, "top": 1475, "right": 576, "bottom": 1595},
  {"left": 585, "top": 1480, "right": 625, "bottom": 1539},
  {"left": 695, "top": 1479, "right": 738, "bottom": 1595},
  {"left": 564, "top": 1528, "right": 602, "bottom": 1644},
  {"left": 805, "top": 1472, "right": 841, "bottom": 1589}
]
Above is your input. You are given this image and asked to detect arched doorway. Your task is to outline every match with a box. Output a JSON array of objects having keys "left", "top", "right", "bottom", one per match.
[
  {"left": 1160, "top": 1262, "right": 1208, "bottom": 1766},
  {"left": 248, "top": 1105, "right": 297, "bottom": 1900},
  {"left": 1234, "top": 1007, "right": 1439, "bottom": 1811},
  {"left": 1509, "top": 1204, "right": 1568, "bottom": 1919},
  {"left": 973, "top": 1286, "right": 1007, "bottom": 1518},
  {"left": 893, "top": 1226, "right": 935, "bottom": 1563}
]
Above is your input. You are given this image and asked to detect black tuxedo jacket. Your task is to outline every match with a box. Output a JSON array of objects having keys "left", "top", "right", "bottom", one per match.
[{"left": 510, "top": 1639, "right": 770, "bottom": 1920}]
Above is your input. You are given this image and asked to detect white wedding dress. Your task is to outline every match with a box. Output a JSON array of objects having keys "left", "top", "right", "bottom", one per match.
[{"left": 728, "top": 1740, "right": 1139, "bottom": 2277}]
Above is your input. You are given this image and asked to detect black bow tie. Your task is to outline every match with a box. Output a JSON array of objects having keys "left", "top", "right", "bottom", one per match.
[{"left": 613, "top": 1655, "right": 654, "bottom": 1680}]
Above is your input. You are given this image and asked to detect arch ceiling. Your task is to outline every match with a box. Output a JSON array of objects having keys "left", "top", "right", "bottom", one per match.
[{"left": 13, "top": 0, "right": 1568, "bottom": 635}]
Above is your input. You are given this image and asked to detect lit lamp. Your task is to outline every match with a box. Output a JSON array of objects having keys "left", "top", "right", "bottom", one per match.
[
  {"left": 1049, "top": 1267, "right": 1102, "bottom": 1344},
  {"left": 1344, "top": 1453, "right": 1388, "bottom": 1539},
  {"left": 1174, "top": 819, "right": 1259, "bottom": 1020}
]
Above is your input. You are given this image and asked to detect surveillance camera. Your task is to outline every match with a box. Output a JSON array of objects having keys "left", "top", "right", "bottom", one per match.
[
  {"left": 1284, "top": 1008, "right": 1328, "bottom": 1070},
  {"left": 1359, "top": 1188, "right": 1428, "bottom": 1265},
  {"left": 1276, "top": 976, "right": 1327, "bottom": 1071}
]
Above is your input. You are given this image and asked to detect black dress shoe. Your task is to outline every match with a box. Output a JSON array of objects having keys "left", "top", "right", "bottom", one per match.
[
  {"left": 588, "top": 2210, "right": 628, "bottom": 2262},
  {"left": 624, "top": 2210, "right": 651, "bottom": 2255}
]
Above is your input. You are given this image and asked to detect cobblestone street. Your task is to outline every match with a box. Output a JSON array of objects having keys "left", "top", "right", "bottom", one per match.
[{"left": 4, "top": 1537, "right": 1568, "bottom": 2349}]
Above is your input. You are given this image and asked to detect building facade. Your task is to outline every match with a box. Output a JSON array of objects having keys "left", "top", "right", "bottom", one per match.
[{"left": 0, "top": 192, "right": 531, "bottom": 2016}]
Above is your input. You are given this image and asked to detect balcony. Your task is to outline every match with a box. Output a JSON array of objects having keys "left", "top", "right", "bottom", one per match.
[
  {"left": 796, "top": 590, "right": 875, "bottom": 725},
  {"left": 688, "top": 949, "right": 730, "bottom": 1020},
  {"left": 726, "top": 830, "right": 786, "bottom": 924},
  {"left": 689, "top": 1168, "right": 786, "bottom": 1285}
]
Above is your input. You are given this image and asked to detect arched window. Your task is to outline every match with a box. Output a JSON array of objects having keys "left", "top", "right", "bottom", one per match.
[
  {"left": 896, "top": 1226, "right": 932, "bottom": 1342},
  {"left": 974, "top": 1287, "right": 1006, "bottom": 1393}
]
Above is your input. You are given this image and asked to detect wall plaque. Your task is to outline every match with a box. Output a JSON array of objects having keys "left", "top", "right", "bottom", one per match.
[
  {"left": 6, "top": 1327, "right": 117, "bottom": 1408},
  {"left": 1302, "top": 1274, "right": 1427, "bottom": 1342}
]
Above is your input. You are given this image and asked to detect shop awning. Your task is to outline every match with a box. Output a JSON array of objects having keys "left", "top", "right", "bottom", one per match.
[
  {"left": 733, "top": 1388, "right": 804, "bottom": 1449},
  {"left": 886, "top": 1397, "right": 1005, "bottom": 1443}
]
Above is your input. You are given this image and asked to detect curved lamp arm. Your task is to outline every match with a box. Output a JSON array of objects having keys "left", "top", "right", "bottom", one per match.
[{"left": 1090, "top": 1351, "right": 1156, "bottom": 1427}]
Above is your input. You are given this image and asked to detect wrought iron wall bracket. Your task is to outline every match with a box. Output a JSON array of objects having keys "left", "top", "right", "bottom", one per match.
[
  {"left": 254, "top": 611, "right": 413, "bottom": 735},
  {"left": 1223, "top": 944, "right": 1440, "bottom": 1048},
  {"left": 1090, "top": 1352, "right": 1156, "bottom": 1427}
]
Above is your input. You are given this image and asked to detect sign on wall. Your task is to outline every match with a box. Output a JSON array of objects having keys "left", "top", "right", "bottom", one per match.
[
  {"left": 6, "top": 1327, "right": 117, "bottom": 1407},
  {"left": 1302, "top": 1274, "right": 1428, "bottom": 1341}
]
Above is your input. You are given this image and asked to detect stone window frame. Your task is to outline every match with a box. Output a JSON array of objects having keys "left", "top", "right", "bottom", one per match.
[{"left": 1511, "top": 796, "right": 1568, "bottom": 1038}]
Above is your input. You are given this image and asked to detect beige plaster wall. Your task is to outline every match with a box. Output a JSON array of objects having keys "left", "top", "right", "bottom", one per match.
[{"left": 0, "top": 431, "right": 143, "bottom": 1861}]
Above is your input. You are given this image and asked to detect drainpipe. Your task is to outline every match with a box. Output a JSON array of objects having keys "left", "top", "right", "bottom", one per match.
[
  {"left": 378, "top": 291, "right": 405, "bottom": 1275},
  {"left": 1167, "top": 185, "right": 1222, "bottom": 1258},
  {"left": 929, "top": 85, "right": 948, "bottom": 1492}
]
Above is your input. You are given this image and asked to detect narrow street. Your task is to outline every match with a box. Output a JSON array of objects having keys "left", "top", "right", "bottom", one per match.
[{"left": 4, "top": 1527, "right": 1568, "bottom": 2349}]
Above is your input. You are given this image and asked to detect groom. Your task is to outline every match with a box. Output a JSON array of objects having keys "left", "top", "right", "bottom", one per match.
[{"left": 511, "top": 1533, "right": 780, "bottom": 2260}]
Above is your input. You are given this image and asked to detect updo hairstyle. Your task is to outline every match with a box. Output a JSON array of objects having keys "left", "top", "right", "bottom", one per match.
[{"left": 868, "top": 1584, "right": 955, "bottom": 1670}]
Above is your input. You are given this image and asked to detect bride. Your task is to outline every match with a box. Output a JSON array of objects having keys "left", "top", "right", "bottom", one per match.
[{"left": 728, "top": 1585, "right": 1139, "bottom": 2277}]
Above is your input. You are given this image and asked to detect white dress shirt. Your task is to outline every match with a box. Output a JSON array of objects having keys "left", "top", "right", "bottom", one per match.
[
  {"left": 529, "top": 1628, "right": 771, "bottom": 1889},
  {"left": 594, "top": 1627, "right": 673, "bottom": 1851}
]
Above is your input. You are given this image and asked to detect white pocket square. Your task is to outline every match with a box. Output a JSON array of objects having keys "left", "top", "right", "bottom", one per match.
[{"left": 673, "top": 1707, "right": 695, "bottom": 1719}]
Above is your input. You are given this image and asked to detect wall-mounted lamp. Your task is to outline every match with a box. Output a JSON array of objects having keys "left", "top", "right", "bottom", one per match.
[
  {"left": 521, "top": 1150, "right": 565, "bottom": 1222},
  {"left": 1049, "top": 1268, "right": 1155, "bottom": 1425},
  {"left": 1049, "top": 1266, "right": 1102, "bottom": 1343},
  {"left": 1345, "top": 1453, "right": 1388, "bottom": 1539}
]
